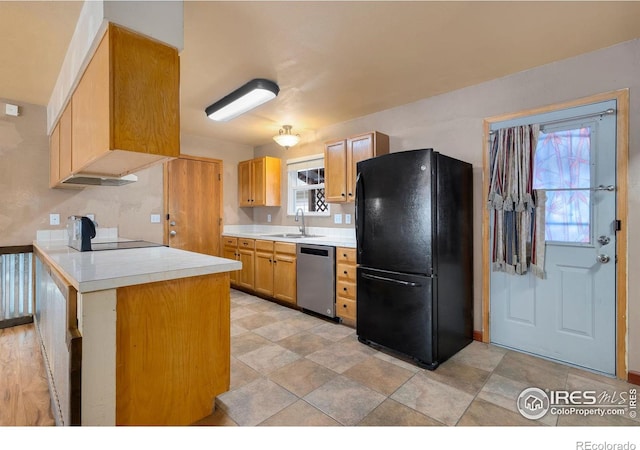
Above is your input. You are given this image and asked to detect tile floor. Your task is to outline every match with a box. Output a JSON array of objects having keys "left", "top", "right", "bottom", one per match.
[{"left": 194, "top": 289, "right": 639, "bottom": 427}]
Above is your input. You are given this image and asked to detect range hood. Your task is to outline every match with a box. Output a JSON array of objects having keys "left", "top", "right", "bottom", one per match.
[{"left": 61, "top": 173, "right": 138, "bottom": 187}]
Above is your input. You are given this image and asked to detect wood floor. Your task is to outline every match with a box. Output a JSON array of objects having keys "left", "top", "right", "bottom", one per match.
[{"left": 0, "top": 324, "right": 54, "bottom": 426}]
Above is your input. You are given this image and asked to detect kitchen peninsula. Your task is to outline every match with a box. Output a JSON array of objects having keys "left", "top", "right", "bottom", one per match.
[{"left": 33, "top": 239, "right": 241, "bottom": 426}]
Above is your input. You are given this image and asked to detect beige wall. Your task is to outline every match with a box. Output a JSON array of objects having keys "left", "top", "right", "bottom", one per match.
[
  {"left": 0, "top": 98, "right": 165, "bottom": 245},
  {"left": 254, "top": 38, "right": 640, "bottom": 374}
]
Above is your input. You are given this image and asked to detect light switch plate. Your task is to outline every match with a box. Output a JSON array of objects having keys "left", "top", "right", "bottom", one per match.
[
  {"left": 334, "top": 214, "right": 342, "bottom": 224},
  {"left": 5, "top": 104, "right": 19, "bottom": 117},
  {"left": 345, "top": 214, "right": 352, "bottom": 224},
  {"left": 49, "top": 213, "right": 60, "bottom": 225},
  {"left": 150, "top": 214, "right": 161, "bottom": 223}
]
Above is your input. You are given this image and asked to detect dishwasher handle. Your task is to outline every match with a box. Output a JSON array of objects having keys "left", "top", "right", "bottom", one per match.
[{"left": 299, "top": 246, "right": 330, "bottom": 257}]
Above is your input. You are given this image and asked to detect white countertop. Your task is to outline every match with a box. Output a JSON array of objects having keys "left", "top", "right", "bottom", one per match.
[
  {"left": 222, "top": 225, "right": 357, "bottom": 248},
  {"left": 34, "top": 240, "right": 241, "bottom": 293}
]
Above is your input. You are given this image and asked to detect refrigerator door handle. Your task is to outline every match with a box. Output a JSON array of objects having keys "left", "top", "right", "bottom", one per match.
[
  {"left": 355, "top": 171, "right": 364, "bottom": 255},
  {"left": 362, "top": 272, "right": 422, "bottom": 287}
]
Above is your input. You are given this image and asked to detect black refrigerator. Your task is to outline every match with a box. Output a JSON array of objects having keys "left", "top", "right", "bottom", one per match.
[{"left": 355, "top": 148, "right": 473, "bottom": 370}]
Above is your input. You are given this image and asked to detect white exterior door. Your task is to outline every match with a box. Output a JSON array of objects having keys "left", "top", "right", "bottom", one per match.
[{"left": 490, "top": 100, "right": 617, "bottom": 375}]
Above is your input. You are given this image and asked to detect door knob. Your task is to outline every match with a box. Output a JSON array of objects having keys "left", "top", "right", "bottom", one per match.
[
  {"left": 170, "top": 230, "right": 177, "bottom": 237},
  {"left": 596, "top": 254, "right": 610, "bottom": 264}
]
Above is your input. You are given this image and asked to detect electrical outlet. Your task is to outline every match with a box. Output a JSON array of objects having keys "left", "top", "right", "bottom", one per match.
[
  {"left": 334, "top": 214, "right": 342, "bottom": 224},
  {"left": 267, "top": 214, "right": 272, "bottom": 223},
  {"left": 49, "top": 214, "right": 60, "bottom": 225},
  {"left": 150, "top": 214, "right": 161, "bottom": 223},
  {"left": 345, "top": 214, "right": 352, "bottom": 224}
]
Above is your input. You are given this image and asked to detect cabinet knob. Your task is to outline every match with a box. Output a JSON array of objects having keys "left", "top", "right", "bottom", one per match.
[
  {"left": 341, "top": 193, "right": 345, "bottom": 197},
  {"left": 343, "top": 304, "right": 347, "bottom": 308},
  {"left": 343, "top": 271, "right": 348, "bottom": 275},
  {"left": 348, "top": 193, "right": 353, "bottom": 197},
  {"left": 343, "top": 254, "right": 347, "bottom": 258},
  {"left": 343, "top": 287, "right": 347, "bottom": 291}
]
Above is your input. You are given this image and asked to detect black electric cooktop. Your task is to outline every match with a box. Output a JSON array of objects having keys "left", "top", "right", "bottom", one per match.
[{"left": 90, "top": 240, "right": 166, "bottom": 251}]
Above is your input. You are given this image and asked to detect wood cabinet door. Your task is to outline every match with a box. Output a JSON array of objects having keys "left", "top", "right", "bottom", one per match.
[
  {"left": 49, "top": 123, "right": 60, "bottom": 188},
  {"left": 273, "top": 254, "right": 296, "bottom": 305},
  {"left": 223, "top": 246, "right": 238, "bottom": 285},
  {"left": 72, "top": 29, "right": 110, "bottom": 173},
  {"left": 238, "top": 160, "right": 253, "bottom": 207},
  {"left": 165, "top": 156, "right": 223, "bottom": 256},
  {"left": 110, "top": 24, "right": 180, "bottom": 157},
  {"left": 237, "top": 248, "right": 255, "bottom": 290},
  {"left": 254, "top": 251, "right": 274, "bottom": 296},
  {"left": 251, "top": 158, "right": 266, "bottom": 206},
  {"left": 324, "top": 140, "right": 347, "bottom": 203},
  {"left": 347, "top": 133, "right": 374, "bottom": 203}
]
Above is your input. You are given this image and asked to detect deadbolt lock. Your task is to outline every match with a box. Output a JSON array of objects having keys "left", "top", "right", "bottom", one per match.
[{"left": 597, "top": 235, "right": 610, "bottom": 245}]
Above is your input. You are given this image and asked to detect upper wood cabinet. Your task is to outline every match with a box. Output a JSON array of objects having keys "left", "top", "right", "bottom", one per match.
[
  {"left": 50, "top": 103, "right": 77, "bottom": 189},
  {"left": 324, "top": 131, "right": 389, "bottom": 203},
  {"left": 49, "top": 22, "right": 180, "bottom": 187},
  {"left": 238, "top": 156, "right": 281, "bottom": 207}
]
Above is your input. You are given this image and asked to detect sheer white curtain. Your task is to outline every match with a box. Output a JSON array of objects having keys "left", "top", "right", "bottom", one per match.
[{"left": 488, "top": 124, "right": 546, "bottom": 278}]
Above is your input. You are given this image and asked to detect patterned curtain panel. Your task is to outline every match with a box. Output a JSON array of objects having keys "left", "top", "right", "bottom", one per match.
[{"left": 488, "top": 124, "right": 546, "bottom": 278}]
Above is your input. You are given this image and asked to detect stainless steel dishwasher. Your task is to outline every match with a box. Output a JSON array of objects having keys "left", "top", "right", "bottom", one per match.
[{"left": 297, "top": 244, "right": 336, "bottom": 318}]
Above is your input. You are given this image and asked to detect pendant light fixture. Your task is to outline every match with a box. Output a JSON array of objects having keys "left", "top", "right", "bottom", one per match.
[
  {"left": 273, "top": 125, "right": 300, "bottom": 149},
  {"left": 205, "top": 79, "right": 279, "bottom": 122}
]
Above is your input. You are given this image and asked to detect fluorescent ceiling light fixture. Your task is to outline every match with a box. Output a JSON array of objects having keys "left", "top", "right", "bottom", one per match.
[
  {"left": 273, "top": 125, "right": 300, "bottom": 149},
  {"left": 206, "top": 79, "right": 279, "bottom": 122}
]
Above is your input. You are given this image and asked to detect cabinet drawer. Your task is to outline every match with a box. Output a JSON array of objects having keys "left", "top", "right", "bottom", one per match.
[
  {"left": 255, "top": 239, "right": 274, "bottom": 253},
  {"left": 274, "top": 241, "right": 296, "bottom": 256},
  {"left": 238, "top": 238, "right": 255, "bottom": 250},
  {"left": 336, "top": 297, "right": 356, "bottom": 321},
  {"left": 337, "top": 247, "right": 356, "bottom": 264},
  {"left": 222, "top": 236, "right": 238, "bottom": 247},
  {"left": 337, "top": 263, "right": 356, "bottom": 282},
  {"left": 337, "top": 280, "right": 356, "bottom": 299}
]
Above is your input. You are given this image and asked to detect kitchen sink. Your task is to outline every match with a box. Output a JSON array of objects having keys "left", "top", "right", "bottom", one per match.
[{"left": 262, "top": 233, "right": 324, "bottom": 239}]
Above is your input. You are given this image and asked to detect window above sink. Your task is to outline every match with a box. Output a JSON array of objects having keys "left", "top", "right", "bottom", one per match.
[{"left": 287, "top": 154, "right": 330, "bottom": 217}]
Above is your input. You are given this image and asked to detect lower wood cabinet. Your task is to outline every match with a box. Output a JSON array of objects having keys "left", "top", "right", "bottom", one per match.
[
  {"left": 223, "top": 237, "right": 255, "bottom": 290},
  {"left": 224, "top": 236, "right": 296, "bottom": 306},
  {"left": 273, "top": 242, "right": 297, "bottom": 305},
  {"left": 336, "top": 247, "right": 357, "bottom": 326},
  {"left": 254, "top": 240, "right": 275, "bottom": 296},
  {"left": 254, "top": 240, "right": 297, "bottom": 306},
  {"left": 236, "top": 239, "right": 255, "bottom": 290}
]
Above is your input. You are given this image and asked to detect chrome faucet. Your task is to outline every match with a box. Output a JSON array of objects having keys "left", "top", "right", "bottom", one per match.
[{"left": 295, "top": 208, "right": 306, "bottom": 236}]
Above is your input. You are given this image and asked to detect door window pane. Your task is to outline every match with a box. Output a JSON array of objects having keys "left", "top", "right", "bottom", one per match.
[
  {"left": 533, "top": 127, "right": 591, "bottom": 243},
  {"left": 544, "top": 191, "right": 590, "bottom": 243}
]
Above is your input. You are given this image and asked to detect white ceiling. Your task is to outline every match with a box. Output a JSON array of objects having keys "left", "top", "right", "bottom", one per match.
[{"left": 2, "top": 1, "right": 640, "bottom": 147}]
